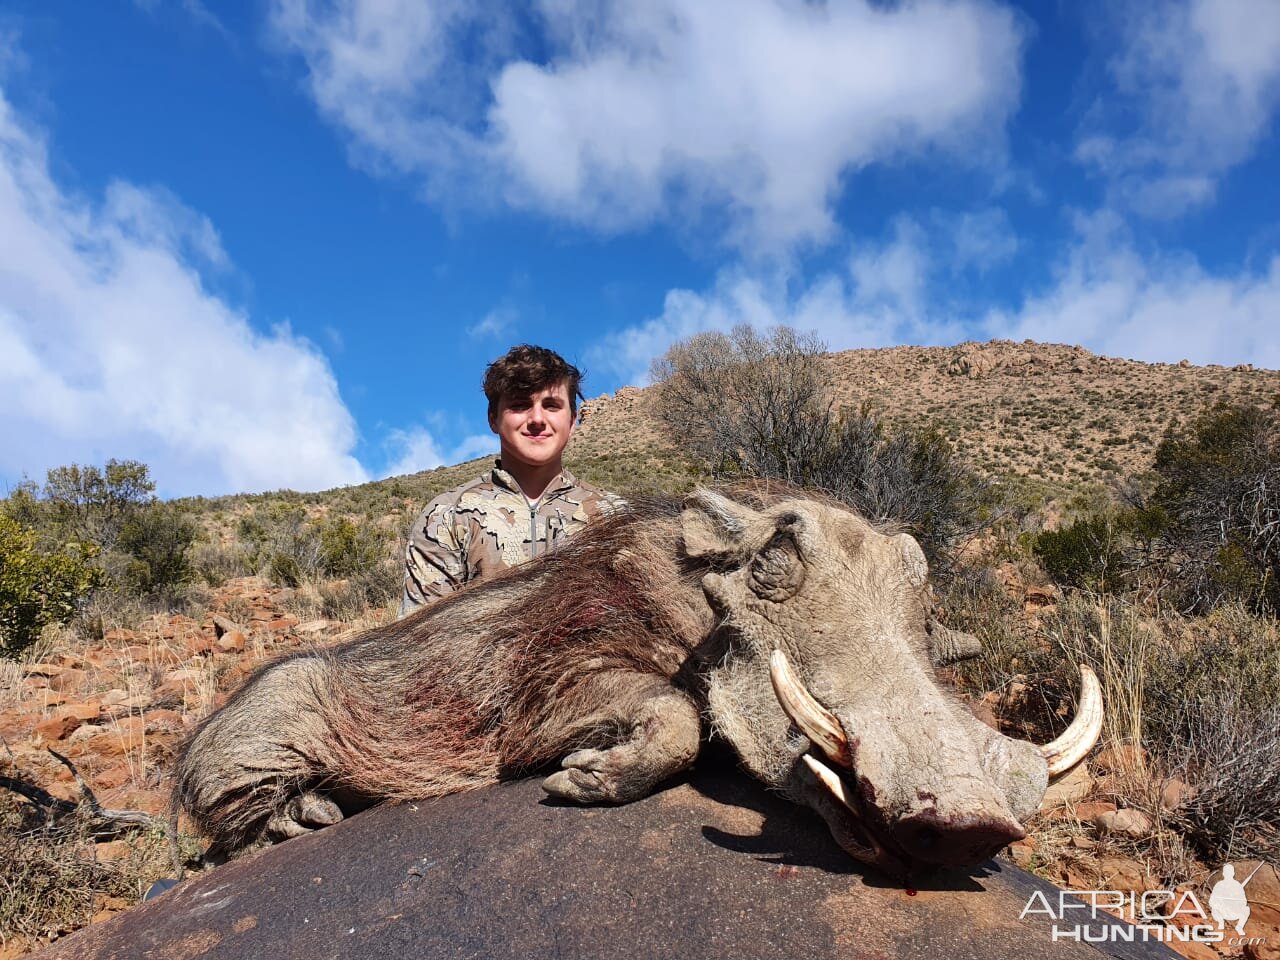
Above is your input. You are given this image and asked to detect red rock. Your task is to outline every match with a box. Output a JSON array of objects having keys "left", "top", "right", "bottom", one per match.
[
  {"left": 144, "top": 708, "right": 185, "bottom": 733},
  {"left": 1042, "top": 763, "right": 1093, "bottom": 807},
  {"left": 93, "top": 763, "right": 135, "bottom": 790},
  {"left": 968, "top": 699, "right": 1000, "bottom": 731},
  {"left": 35, "top": 712, "right": 83, "bottom": 741},
  {"left": 212, "top": 614, "right": 246, "bottom": 637},
  {"left": 47, "top": 667, "right": 88, "bottom": 692},
  {"left": 1024, "top": 585, "right": 1058, "bottom": 606},
  {"left": 216, "top": 630, "right": 247, "bottom": 654},
  {"left": 185, "top": 633, "right": 214, "bottom": 656},
  {"left": 1008, "top": 836, "right": 1035, "bottom": 867},
  {"left": 1244, "top": 922, "right": 1280, "bottom": 960},
  {"left": 1159, "top": 777, "right": 1195, "bottom": 812},
  {"left": 33, "top": 702, "right": 102, "bottom": 740},
  {"left": 1096, "top": 856, "right": 1158, "bottom": 892},
  {"left": 85, "top": 716, "right": 146, "bottom": 758},
  {"left": 295, "top": 619, "right": 334, "bottom": 635},
  {"left": 93, "top": 839, "right": 134, "bottom": 863},
  {"left": 64, "top": 702, "right": 103, "bottom": 721},
  {"left": 1072, "top": 800, "right": 1116, "bottom": 820},
  {"left": 1094, "top": 808, "right": 1154, "bottom": 839},
  {"left": 99, "top": 785, "right": 166, "bottom": 815},
  {"left": 22, "top": 662, "right": 65, "bottom": 678},
  {"left": 0, "top": 937, "right": 36, "bottom": 959},
  {"left": 0, "top": 708, "right": 32, "bottom": 741}
]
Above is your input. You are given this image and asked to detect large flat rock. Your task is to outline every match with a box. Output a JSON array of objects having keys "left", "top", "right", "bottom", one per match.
[{"left": 37, "top": 760, "right": 1177, "bottom": 960}]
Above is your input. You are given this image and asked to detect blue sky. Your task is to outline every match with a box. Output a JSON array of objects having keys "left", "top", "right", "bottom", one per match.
[{"left": 1, "top": 0, "right": 1278, "bottom": 497}]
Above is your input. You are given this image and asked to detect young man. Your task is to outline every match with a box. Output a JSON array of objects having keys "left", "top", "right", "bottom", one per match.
[{"left": 399, "top": 344, "right": 623, "bottom": 617}]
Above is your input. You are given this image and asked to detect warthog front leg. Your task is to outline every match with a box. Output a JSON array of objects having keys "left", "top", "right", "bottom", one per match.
[{"left": 542, "top": 682, "right": 701, "bottom": 805}]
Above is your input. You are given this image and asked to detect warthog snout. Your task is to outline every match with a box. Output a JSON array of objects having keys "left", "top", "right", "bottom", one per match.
[
  {"left": 893, "top": 811, "right": 1025, "bottom": 866},
  {"left": 770, "top": 647, "right": 1102, "bottom": 876}
]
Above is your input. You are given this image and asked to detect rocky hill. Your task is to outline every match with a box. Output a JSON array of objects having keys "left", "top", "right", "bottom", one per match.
[{"left": 570, "top": 339, "right": 1279, "bottom": 497}]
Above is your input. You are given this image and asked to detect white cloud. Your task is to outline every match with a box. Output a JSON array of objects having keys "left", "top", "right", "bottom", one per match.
[
  {"left": 134, "top": 0, "right": 234, "bottom": 40},
  {"left": 1080, "top": 0, "right": 1280, "bottom": 217},
  {"left": 939, "top": 207, "right": 1019, "bottom": 273},
  {"left": 381, "top": 426, "right": 495, "bottom": 477},
  {"left": 467, "top": 303, "right": 517, "bottom": 340},
  {"left": 271, "top": 0, "right": 1024, "bottom": 253},
  {"left": 0, "top": 86, "right": 369, "bottom": 497},
  {"left": 586, "top": 217, "right": 969, "bottom": 385},
  {"left": 985, "top": 211, "right": 1280, "bottom": 368},
  {"left": 590, "top": 204, "right": 1280, "bottom": 386}
]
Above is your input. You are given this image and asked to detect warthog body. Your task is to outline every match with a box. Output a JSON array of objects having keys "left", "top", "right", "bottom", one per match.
[{"left": 175, "top": 488, "right": 1090, "bottom": 877}]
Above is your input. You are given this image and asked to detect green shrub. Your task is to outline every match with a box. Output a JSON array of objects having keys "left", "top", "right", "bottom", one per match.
[
  {"left": 115, "top": 502, "right": 198, "bottom": 599},
  {"left": 1149, "top": 399, "right": 1280, "bottom": 613},
  {"left": 1032, "top": 513, "right": 1127, "bottom": 590},
  {"left": 0, "top": 516, "right": 101, "bottom": 658},
  {"left": 318, "top": 517, "right": 386, "bottom": 578}
]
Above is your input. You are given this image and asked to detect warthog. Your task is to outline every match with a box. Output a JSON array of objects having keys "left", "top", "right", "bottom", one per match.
[{"left": 174, "top": 487, "right": 1101, "bottom": 878}]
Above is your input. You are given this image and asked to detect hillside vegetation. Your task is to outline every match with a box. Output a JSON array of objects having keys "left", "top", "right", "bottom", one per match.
[{"left": 1, "top": 335, "right": 1278, "bottom": 958}]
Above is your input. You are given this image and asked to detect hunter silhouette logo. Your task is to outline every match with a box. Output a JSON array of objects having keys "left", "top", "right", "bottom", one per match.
[
  {"left": 1209, "top": 863, "right": 1262, "bottom": 936},
  {"left": 1020, "top": 861, "right": 1271, "bottom": 947}
]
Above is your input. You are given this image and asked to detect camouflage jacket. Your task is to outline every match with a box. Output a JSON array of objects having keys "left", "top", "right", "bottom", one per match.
[{"left": 399, "top": 463, "right": 625, "bottom": 617}]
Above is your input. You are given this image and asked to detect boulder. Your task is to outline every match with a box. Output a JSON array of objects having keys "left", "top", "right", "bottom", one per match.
[
  {"left": 32, "top": 765, "right": 1179, "bottom": 960},
  {"left": 1244, "top": 923, "right": 1280, "bottom": 960}
]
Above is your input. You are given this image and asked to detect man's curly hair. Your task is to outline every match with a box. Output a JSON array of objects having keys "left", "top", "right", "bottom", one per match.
[{"left": 483, "top": 345, "right": 584, "bottom": 421}]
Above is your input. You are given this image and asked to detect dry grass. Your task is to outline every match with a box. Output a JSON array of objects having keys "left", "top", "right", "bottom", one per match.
[
  {"left": 1044, "top": 595, "right": 1280, "bottom": 863},
  {"left": 0, "top": 661, "right": 21, "bottom": 712},
  {"left": 0, "top": 793, "right": 194, "bottom": 949}
]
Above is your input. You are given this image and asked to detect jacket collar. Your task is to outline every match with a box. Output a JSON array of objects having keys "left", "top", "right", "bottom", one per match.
[{"left": 491, "top": 460, "right": 577, "bottom": 501}]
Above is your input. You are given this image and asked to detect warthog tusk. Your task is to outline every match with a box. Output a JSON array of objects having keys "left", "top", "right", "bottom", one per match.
[
  {"left": 1039, "top": 664, "right": 1104, "bottom": 778},
  {"left": 770, "top": 649, "right": 852, "bottom": 767},
  {"left": 802, "top": 754, "right": 858, "bottom": 815}
]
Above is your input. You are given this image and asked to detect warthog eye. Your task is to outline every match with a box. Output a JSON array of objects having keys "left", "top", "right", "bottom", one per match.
[{"left": 748, "top": 532, "right": 805, "bottom": 601}]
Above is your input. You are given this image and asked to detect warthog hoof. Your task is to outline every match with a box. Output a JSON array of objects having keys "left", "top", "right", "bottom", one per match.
[{"left": 266, "top": 790, "right": 344, "bottom": 840}]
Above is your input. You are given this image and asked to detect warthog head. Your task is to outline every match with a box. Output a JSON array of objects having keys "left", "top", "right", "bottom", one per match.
[{"left": 683, "top": 490, "right": 1101, "bottom": 878}]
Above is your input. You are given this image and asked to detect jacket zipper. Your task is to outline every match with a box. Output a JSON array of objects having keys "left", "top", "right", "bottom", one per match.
[{"left": 529, "top": 503, "right": 538, "bottom": 558}]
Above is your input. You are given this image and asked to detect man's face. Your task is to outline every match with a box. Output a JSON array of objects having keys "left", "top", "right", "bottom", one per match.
[{"left": 489, "top": 382, "right": 575, "bottom": 472}]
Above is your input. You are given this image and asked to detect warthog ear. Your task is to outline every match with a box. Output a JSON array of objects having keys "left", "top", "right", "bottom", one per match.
[
  {"left": 748, "top": 530, "right": 806, "bottom": 601},
  {"left": 893, "top": 533, "right": 929, "bottom": 587},
  {"left": 681, "top": 489, "right": 760, "bottom": 557}
]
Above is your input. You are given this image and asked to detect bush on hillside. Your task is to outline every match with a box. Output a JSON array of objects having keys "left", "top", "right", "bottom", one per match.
[
  {"left": 2, "top": 460, "right": 199, "bottom": 610},
  {"left": 651, "top": 325, "right": 835, "bottom": 483},
  {"left": 1032, "top": 512, "right": 1130, "bottom": 591},
  {"left": 0, "top": 515, "right": 101, "bottom": 658},
  {"left": 651, "top": 325, "right": 991, "bottom": 564},
  {"left": 115, "top": 501, "right": 198, "bottom": 600},
  {"left": 1148, "top": 399, "right": 1280, "bottom": 613},
  {"left": 37, "top": 460, "right": 155, "bottom": 549}
]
